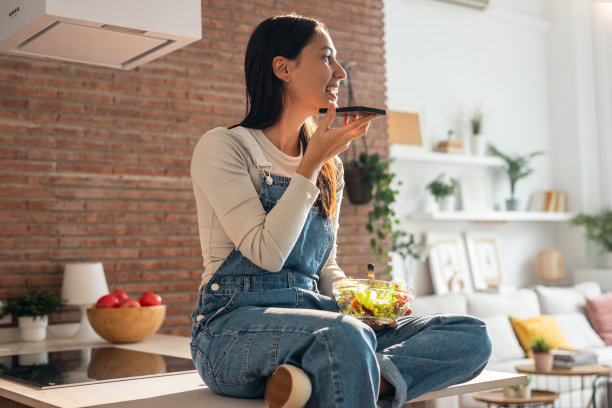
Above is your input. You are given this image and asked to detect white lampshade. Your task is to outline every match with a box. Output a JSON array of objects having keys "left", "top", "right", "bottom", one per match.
[
  {"left": 61, "top": 262, "right": 109, "bottom": 341},
  {"left": 537, "top": 249, "right": 565, "bottom": 282},
  {"left": 62, "top": 262, "right": 109, "bottom": 306}
]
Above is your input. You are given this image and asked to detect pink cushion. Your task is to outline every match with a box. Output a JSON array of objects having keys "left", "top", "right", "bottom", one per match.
[{"left": 586, "top": 292, "right": 612, "bottom": 345}]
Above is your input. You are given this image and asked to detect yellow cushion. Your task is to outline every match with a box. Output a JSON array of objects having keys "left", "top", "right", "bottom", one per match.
[{"left": 509, "top": 315, "right": 576, "bottom": 357}]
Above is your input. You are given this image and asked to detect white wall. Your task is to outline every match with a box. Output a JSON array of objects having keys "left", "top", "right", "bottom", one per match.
[{"left": 383, "top": 0, "right": 598, "bottom": 293}]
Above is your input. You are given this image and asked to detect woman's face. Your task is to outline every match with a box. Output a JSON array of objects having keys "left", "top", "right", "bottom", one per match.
[{"left": 284, "top": 31, "right": 347, "bottom": 115}]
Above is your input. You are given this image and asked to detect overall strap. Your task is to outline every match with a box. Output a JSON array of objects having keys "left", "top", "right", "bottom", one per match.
[{"left": 230, "top": 127, "right": 272, "bottom": 172}]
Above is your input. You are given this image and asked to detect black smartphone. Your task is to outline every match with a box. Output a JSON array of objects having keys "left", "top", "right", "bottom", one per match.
[{"left": 318, "top": 106, "right": 387, "bottom": 117}]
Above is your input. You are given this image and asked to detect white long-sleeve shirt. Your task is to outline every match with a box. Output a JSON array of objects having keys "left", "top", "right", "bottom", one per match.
[{"left": 190, "top": 126, "right": 347, "bottom": 297}]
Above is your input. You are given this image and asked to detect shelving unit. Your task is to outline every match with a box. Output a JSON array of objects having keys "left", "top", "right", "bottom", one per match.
[
  {"left": 390, "top": 144, "right": 573, "bottom": 224},
  {"left": 390, "top": 144, "right": 506, "bottom": 168},
  {"left": 409, "top": 211, "right": 575, "bottom": 223}
]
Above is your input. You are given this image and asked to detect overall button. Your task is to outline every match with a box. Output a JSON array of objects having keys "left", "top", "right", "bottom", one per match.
[
  {"left": 211, "top": 283, "right": 220, "bottom": 291},
  {"left": 196, "top": 315, "right": 204, "bottom": 322}
]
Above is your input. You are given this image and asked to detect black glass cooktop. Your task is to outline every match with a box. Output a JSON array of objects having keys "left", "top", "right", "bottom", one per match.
[{"left": 0, "top": 347, "right": 196, "bottom": 389}]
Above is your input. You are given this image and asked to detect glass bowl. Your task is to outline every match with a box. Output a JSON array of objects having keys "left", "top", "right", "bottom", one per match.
[{"left": 332, "top": 279, "right": 415, "bottom": 324}]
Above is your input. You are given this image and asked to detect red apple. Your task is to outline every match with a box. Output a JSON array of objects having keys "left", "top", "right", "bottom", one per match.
[
  {"left": 96, "top": 294, "right": 120, "bottom": 308},
  {"left": 139, "top": 291, "right": 162, "bottom": 306},
  {"left": 111, "top": 289, "right": 128, "bottom": 302},
  {"left": 119, "top": 298, "right": 141, "bottom": 308}
]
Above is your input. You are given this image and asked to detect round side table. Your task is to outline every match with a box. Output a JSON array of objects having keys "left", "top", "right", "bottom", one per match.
[
  {"left": 473, "top": 389, "right": 559, "bottom": 407},
  {"left": 515, "top": 364, "right": 612, "bottom": 408}
]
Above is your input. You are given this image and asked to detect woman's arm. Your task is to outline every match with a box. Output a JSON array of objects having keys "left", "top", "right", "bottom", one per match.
[{"left": 191, "top": 128, "right": 320, "bottom": 272}]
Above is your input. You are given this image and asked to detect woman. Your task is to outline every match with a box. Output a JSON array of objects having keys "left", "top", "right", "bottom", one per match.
[{"left": 190, "top": 13, "right": 491, "bottom": 408}]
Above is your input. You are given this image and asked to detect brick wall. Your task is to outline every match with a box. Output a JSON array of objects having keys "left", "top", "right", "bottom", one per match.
[{"left": 0, "top": 0, "right": 388, "bottom": 336}]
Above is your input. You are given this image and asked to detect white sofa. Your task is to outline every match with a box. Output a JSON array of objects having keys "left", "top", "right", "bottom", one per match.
[{"left": 412, "top": 281, "right": 612, "bottom": 408}]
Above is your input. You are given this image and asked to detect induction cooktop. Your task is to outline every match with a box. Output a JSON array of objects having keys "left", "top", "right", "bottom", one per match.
[{"left": 0, "top": 347, "right": 196, "bottom": 389}]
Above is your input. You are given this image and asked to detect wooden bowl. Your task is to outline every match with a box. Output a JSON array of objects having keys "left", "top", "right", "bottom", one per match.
[{"left": 86, "top": 305, "right": 166, "bottom": 343}]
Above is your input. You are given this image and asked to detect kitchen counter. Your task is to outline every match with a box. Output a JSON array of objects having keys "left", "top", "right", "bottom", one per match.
[{"left": 0, "top": 334, "right": 525, "bottom": 408}]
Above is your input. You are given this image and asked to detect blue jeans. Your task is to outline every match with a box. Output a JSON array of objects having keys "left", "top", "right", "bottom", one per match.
[
  {"left": 191, "top": 303, "right": 491, "bottom": 408},
  {"left": 190, "top": 170, "right": 491, "bottom": 407}
]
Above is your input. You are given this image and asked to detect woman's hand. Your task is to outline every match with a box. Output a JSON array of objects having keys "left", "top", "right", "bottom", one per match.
[
  {"left": 296, "top": 101, "right": 378, "bottom": 182},
  {"left": 362, "top": 319, "right": 398, "bottom": 332},
  {"left": 361, "top": 307, "right": 412, "bottom": 332}
]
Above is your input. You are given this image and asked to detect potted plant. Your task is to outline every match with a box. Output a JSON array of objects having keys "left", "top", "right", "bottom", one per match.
[
  {"left": 489, "top": 145, "right": 544, "bottom": 211},
  {"left": 468, "top": 107, "right": 486, "bottom": 156},
  {"left": 571, "top": 208, "right": 612, "bottom": 267},
  {"left": 504, "top": 375, "right": 532, "bottom": 398},
  {"left": 531, "top": 336, "right": 553, "bottom": 371},
  {"left": 0, "top": 279, "right": 65, "bottom": 342},
  {"left": 426, "top": 173, "right": 458, "bottom": 211},
  {"left": 344, "top": 150, "right": 391, "bottom": 205}
]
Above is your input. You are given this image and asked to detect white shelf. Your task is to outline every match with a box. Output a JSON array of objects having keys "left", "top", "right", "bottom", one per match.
[
  {"left": 390, "top": 144, "right": 506, "bottom": 168},
  {"left": 409, "top": 211, "right": 575, "bottom": 223}
]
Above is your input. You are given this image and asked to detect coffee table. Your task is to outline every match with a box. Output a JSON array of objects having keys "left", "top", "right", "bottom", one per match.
[
  {"left": 473, "top": 389, "right": 558, "bottom": 407},
  {"left": 515, "top": 364, "right": 612, "bottom": 408}
]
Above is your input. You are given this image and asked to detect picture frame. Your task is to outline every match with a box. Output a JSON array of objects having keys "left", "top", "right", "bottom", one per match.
[
  {"left": 464, "top": 232, "right": 504, "bottom": 290},
  {"left": 387, "top": 105, "right": 430, "bottom": 151},
  {"left": 426, "top": 233, "right": 473, "bottom": 295},
  {"left": 459, "top": 176, "right": 492, "bottom": 212}
]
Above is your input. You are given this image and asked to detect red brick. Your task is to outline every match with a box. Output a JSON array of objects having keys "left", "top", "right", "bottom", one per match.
[{"left": 0, "top": 0, "right": 387, "bottom": 336}]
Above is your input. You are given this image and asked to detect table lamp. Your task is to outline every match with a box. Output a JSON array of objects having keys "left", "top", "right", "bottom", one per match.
[
  {"left": 61, "top": 262, "right": 109, "bottom": 340},
  {"left": 537, "top": 249, "right": 565, "bottom": 282}
]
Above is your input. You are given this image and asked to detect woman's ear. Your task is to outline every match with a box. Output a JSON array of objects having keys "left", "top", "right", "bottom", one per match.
[{"left": 272, "top": 56, "right": 291, "bottom": 83}]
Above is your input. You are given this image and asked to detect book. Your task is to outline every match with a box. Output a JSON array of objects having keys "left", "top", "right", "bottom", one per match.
[
  {"left": 554, "top": 192, "right": 567, "bottom": 212},
  {"left": 434, "top": 146, "right": 465, "bottom": 154},
  {"left": 544, "top": 190, "right": 556, "bottom": 212},
  {"left": 552, "top": 349, "right": 598, "bottom": 368},
  {"left": 437, "top": 139, "right": 463, "bottom": 149},
  {"left": 527, "top": 190, "right": 568, "bottom": 212},
  {"left": 528, "top": 191, "right": 547, "bottom": 211}
]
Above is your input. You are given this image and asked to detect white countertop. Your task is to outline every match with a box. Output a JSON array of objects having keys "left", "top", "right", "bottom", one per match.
[{"left": 0, "top": 334, "right": 526, "bottom": 408}]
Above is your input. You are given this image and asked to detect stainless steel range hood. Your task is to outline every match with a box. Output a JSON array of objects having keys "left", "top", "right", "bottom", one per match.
[{"left": 0, "top": 0, "right": 202, "bottom": 70}]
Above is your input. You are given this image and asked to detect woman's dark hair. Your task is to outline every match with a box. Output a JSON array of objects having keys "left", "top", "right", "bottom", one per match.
[{"left": 231, "top": 13, "right": 338, "bottom": 219}]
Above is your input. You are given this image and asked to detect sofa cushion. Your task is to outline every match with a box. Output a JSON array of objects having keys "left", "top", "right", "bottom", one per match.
[
  {"left": 534, "top": 281, "right": 602, "bottom": 315},
  {"left": 554, "top": 312, "right": 605, "bottom": 349},
  {"left": 411, "top": 293, "right": 467, "bottom": 316},
  {"left": 482, "top": 315, "right": 525, "bottom": 363},
  {"left": 509, "top": 315, "right": 575, "bottom": 357},
  {"left": 585, "top": 292, "right": 612, "bottom": 345},
  {"left": 467, "top": 289, "right": 540, "bottom": 318}
]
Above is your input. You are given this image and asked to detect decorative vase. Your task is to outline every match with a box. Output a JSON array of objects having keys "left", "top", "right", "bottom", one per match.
[
  {"left": 533, "top": 352, "right": 553, "bottom": 371},
  {"left": 506, "top": 198, "right": 520, "bottom": 211},
  {"left": 18, "top": 315, "right": 48, "bottom": 342},
  {"left": 344, "top": 167, "right": 371, "bottom": 205},
  {"left": 436, "top": 196, "right": 456, "bottom": 211},
  {"left": 471, "top": 134, "right": 487, "bottom": 156}
]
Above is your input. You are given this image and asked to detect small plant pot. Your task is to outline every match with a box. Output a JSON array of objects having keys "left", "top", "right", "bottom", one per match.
[
  {"left": 436, "top": 196, "right": 456, "bottom": 211},
  {"left": 344, "top": 167, "right": 371, "bottom": 205},
  {"left": 505, "top": 198, "right": 520, "bottom": 211},
  {"left": 18, "top": 316, "right": 48, "bottom": 342},
  {"left": 471, "top": 135, "right": 487, "bottom": 156},
  {"left": 533, "top": 352, "right": 553, "bottom": 371},
  {"left": 504, "top": 386, "right": 531, "bottom": 399}
]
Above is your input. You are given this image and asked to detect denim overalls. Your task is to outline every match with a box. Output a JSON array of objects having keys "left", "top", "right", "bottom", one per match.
[{"left": 190, "top": 127, "right": 492, "bottom": 408}]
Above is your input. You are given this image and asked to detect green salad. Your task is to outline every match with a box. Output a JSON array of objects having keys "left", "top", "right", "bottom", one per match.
[{"left": 333, "top": 279, "right": 414, "bottom": 323}]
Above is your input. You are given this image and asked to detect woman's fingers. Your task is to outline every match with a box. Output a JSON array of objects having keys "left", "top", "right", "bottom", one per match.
[{"left": 320, "top": 101, "right": 337, "bottom": 130}]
